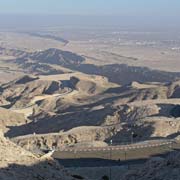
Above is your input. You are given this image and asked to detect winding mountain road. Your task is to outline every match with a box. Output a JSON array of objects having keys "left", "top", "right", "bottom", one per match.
[{"left": 57, "top": 139, "right": 175, "bottom": 153}]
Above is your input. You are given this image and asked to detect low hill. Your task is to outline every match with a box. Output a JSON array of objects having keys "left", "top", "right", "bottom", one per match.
[
  {"left": 1, "top": 73, "right": 180, "bottom": 151},
  {"left": 70, "top": 76, "right": 102, "bottom": 95},
  {"left": 66, "top": 63, "right": 180, "bottom": 85},
  {"left": 1, "top": 47, "right": 85, "bottom": 75},
  {"left": 2, "top": 47, "right": 180, "bottom": 85},
  {"left": 28, "top": 48, "right": 85, "bottom": 66}
]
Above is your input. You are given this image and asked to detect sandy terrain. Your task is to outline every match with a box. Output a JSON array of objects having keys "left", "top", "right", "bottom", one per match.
[
  {"left": 0, "top": 32, "right": 65, "bottom": 51},
  {"left": 0, "top": 28, "right": 179, "bottom": 179},
  {"left": 1, "top": 30, "right": 180, "bottom": 72},
  {"left": 60, "top": 40, "right": 180, "bottom": 72}
]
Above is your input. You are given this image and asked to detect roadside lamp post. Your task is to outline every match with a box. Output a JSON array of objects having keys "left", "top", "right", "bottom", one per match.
[
  {"left": 124, "top": 151, "right": 127, "bottom": 161},
  {"left": 124, "top": 150, "right": 130, "bottom": 170},
  {"left": 131, "top": 131, "right": 134, "bottom": 144},
  {"left": 74, "top": 149, "right": 77, "bottom": 159},
  {"left": 110, "top": 139, "right": 113, "bottom": 146},
  {"left": 109, "top": 139, "right": 112, "bottom": 180},
  {"left": 27, "top": 140, "right": 29, "bottom": 150}
]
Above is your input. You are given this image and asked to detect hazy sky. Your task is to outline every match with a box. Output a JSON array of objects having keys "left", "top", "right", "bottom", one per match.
[{"left": 0, "top": 0, "right": 180, "bottom": 16}]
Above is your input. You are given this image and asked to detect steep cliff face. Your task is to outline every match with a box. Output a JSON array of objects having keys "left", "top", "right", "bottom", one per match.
[{"left": 0, "top": 132, "right": 74, "bottom": 180}]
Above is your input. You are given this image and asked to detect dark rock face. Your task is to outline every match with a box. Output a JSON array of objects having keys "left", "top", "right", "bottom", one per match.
[
  {"left": 170, "top": 105, "right": 180, "bottom": 118},
  {"left": 171, "top": 86, "right": 180, "bottom": 98},
  {"left": 15, "top": 75, "right": 39, "bottom": 84},
  {"left": 69, "top": 76, "right": 80, "bottom": 88},
  {"left": 43, "top": 81, "right": 61, "bottom": 94}
]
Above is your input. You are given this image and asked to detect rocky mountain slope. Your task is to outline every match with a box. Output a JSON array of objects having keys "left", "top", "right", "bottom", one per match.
[
  {"left": 123, "top": 152, "right": 180, "bottom": 180},
  {"left": 1, "top": 47, "right": 180, "bottom": 84},
  {"left": 0, "top": 47, "right": 180, "bottom": 152},
  {"left": 0, "top": 47, "right": 85, "bottom": 75},
  {"left": 0, "top": 107, "right": 28, "bottom": 134},
  {"left": 67, "top": 63, "right": 180, "bottom": 85},
  {"left": 12, "top": 126, "right": 111, "bottom": 151},
  {"left": 0, "top": 131, "right": 74, "bottom": 180},
  {"left": 27, "top": 48, "right": 85, "bottom": 66},
  {"left": 0, "top": 75, "right": 68, "bottom": 108},
  {"left": 3, "top": 78, "right": 180, "bottom": 149}
]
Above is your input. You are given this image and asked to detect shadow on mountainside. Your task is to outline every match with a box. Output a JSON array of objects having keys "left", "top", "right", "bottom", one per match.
[
  {"left": 54, "top": 149, "right": 180, "bottom": 168},
  {"left": 5, "top": 105, "right": 117, "bottom": 137},
  {"left": 5, "top": 110, "right": 157, "bottom": 145},
  {"left": 105, "top": 122, "right": 156, "bottom": 143},
  {"left": 65, "top": 64, "right": 180, "bottom": 85},
  {"left": 0, "top": 160, "right": 75, "bottom": 180}
]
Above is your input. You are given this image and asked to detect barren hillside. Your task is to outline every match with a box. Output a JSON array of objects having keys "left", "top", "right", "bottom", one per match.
[
  {"left": 0, "top": 131, "right": 74, "bottom": 180},
  {"left": 123, "top": 152, "right": 180, "bottom": 180}
]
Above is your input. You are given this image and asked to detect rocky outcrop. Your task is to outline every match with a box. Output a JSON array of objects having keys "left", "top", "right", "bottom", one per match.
[
  {"left": 15, "top": 75, "right": 39, "bottom": 84},
  {"left": 123, "top": 152, "right": 180, "bottom": 180},
  {"left": 70, "top": 76, "right": 97, "bottom": 95},
  {"left": 0, "top": 75, "right": 65, "bottom": 108},
  {"left": 0, "top": 132, "right": 74, "bottom": 180},
  {"left": 12, "top": 126, "right": 115, "bottom": 151}
]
